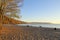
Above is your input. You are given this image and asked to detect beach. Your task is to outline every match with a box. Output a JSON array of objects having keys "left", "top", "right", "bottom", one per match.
[{"left": 0, "top": 24, "right": 60, "bottom": 40}]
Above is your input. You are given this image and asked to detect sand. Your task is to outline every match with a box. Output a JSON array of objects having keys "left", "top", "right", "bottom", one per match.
[{"left": 0, "top": 24, "right": 60, "bottom": 40}]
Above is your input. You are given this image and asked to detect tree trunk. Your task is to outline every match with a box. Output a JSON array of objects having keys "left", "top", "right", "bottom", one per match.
[{"left": 0, "top": 14, "right": 3, "bottom": 30}]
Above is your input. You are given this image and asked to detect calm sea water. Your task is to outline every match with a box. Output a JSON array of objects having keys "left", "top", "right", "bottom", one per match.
[{"left": 17, "top": 24, "right": 60, "bottom": 28}]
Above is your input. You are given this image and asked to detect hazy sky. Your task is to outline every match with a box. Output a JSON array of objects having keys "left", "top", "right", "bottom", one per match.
[{"left": 21, "top": 0, "right": 60, "bottom": 24}]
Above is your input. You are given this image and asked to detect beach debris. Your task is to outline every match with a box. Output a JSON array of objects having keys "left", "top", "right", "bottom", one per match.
[
  {"left": 40, "top": 26, "right": 42, "bottom": 27},
  {"left": 54, "top": 28, "right": 56, "bottom": 30},
  {"left": 27, "top": 25, "right": 29, "bottom": 27}
]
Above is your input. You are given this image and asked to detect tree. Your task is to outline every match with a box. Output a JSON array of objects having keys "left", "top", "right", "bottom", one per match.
[{"left": 0, "top": 0, "right": 23, "bottom": 24}]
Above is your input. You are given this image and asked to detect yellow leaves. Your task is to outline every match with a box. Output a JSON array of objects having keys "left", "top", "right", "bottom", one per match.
[
  {"left": 0, "top": 0, "right": 1, "bottom": 7},
  {"left": 0, "top": 0, "right": 22, "bottom": 18},
  {"left": 0, "top": 0, "right": 23, "bottom": 24}
]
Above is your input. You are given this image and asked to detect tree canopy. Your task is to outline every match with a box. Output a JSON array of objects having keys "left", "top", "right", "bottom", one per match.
[{"left": 0, "top": 0, "right": 23, "bottom": 18}]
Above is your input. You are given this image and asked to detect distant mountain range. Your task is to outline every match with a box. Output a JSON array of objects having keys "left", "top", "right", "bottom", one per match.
[{"left": 28, "top": 22, "right": 52, "bottom": 24}]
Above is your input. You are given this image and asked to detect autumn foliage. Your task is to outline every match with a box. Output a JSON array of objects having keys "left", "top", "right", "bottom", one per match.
[{"left": 0, "top": 0, "right": 25, "bottom": 24}]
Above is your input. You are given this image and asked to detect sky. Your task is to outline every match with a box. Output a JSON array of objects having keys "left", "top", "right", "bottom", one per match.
[{"left": 20, "top": 0, "right": 60, "bottom": 24}]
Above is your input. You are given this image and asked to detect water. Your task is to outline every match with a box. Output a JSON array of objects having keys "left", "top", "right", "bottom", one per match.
[{"left": 17, "top": 24, "right": 60, "bottom": 28}]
